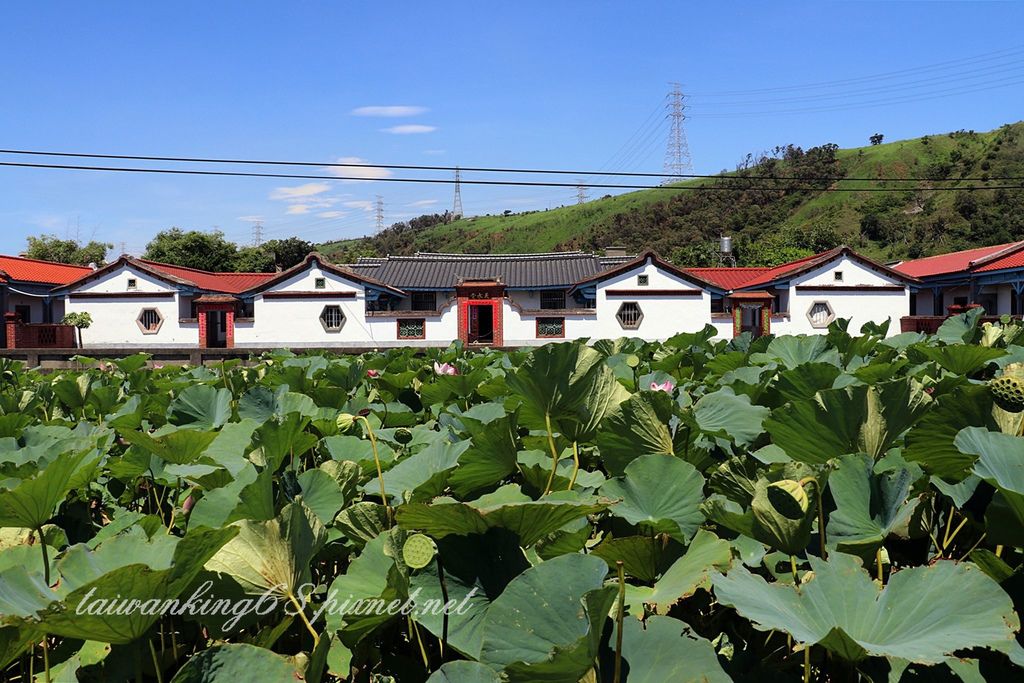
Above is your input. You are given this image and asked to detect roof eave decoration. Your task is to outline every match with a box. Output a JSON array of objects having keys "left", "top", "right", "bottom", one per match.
[
  {"left": 734, "top": 246, "right": 921, "bottom": 291},
  {"left": 241, "top": 252, "right": 407, "bottom": 298},
  {"left": 570, "top": 250, "right": 724, "bottom": 295},
  {"left": 50, "top": 255, "right": 199, "bottom": 294}
]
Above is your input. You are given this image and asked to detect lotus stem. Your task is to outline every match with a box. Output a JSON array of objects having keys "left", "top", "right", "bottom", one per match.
[
  {"left": 541, "top": 412, "right": 560, "bottom": 496},
  {"left": 996, "top": 545, "right": 1004, "bottom": 557},
  {"left": 356, "top": 415, "right": 391, "bottom": 526},
  {"left": 791, "top": 555, "right": 800, "bottom": 589},
  {"left": 614, "top": 560, "right": 625, "bottom": 683},
  {"left": 287, "top": 591, "right": 320, "bottom": 648},
  {"left": 943, "top": 516, "right": 969, "bottom": 552},
  {"left": 37, "top": 527, "right": 49, "bottom": 586},
  {"left": 876, "top": 548, "right": 884, "bottom": 583},
  {"left": 567, "top": 441, "right": 580, "bottom": 490},
  {"left": 437, "top": 553, "right": 450, "bottom": 659},
  {"left": 41, "top": 638, "right": 50, "bottom": 683},
  {"left": 958, "top": 533, "right": 987, "bottom": 562},
  {"left": 408, "top": 615, "right": 430, "bottom": 670},
  {"left": 942, "top": 508, "right": 956, "bottom": 548},
  {"left": 803, "top": 645, "right": 810, "bottom": 683},
  {"left": 149, "top": 639, "right": 164, "bottom": 683}
]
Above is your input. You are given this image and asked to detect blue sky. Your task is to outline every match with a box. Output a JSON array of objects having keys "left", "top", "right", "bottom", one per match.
[{"left": 1, "top": 1, "right": 1022, "bottom": 256}]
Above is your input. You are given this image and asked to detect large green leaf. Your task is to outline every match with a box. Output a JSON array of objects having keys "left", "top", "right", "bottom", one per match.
[
  {"left": 713, "top": 552, "right": 1023, "bottom": 664},
  {"left": 397, "top": 487, "right": 605, "bottom": 547},
  {"left": 904, "top": 384, "right": 996, "bottom": 479},
  {"left": 760, "top": 335, "right": 840, "bottom": 369},
  {"left": 169, "top": 643, "right": 303, "bottom": 682},
  {"left": 628, "top": 529, "right": 732, "bottom": 614},
  {"left": 693, "top": 388, "right": 769, "bottom": 446},
  {"left": 955, "top": 427, "right": 1024, "bottom": 545},
  {"left": 914, "top": 344, "right": 1006, "bottom": 375},
  {"left": 827, "top": 453, "right": 922, "bottom": 558},
  {"left": 612, "top": 615, "right": 732, "bottom": 683},
  {"left": 204, "top": 501, "right": 326, "bottom": 601},
  {"left": 596, "top": 392, "right": 681, "bottom": 476},
  {"left": 478, "top": 553, "right": 615, "bottom": 682},
  {"left": 426, "top": 661, "right": 502, "bottom": 683},
  {"left": 364, "top": 439, "right": 472, "bottom": 503},
  {"left": 765, "top": 386, "right": 869, "bottom": 464},
  {"left": 167, "top": 385, "right": 233, "bottom": 429},
  {"left": 120, "top": 427, "right": 219, "bottom": 466},
  {"left": 0, "top": 449, "right": 93, "bottom": 529},
  {"left": 598, "top": 454, "right": 705, "bottom": 542}
]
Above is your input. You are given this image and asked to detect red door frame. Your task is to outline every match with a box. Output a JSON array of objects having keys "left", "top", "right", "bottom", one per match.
[
  {"left": 196, "top": 301, "right": 235, "bottom": 348},
  {"left": 456, "top": 281, "right": 504, "bottom": 346}
]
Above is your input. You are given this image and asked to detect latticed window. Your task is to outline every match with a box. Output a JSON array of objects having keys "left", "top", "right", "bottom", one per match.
[
  {"left": 807, "top": 301, "right": 835, "bottom": 328},
  {"left": 536, "top": 317, "right": 565, "bottom": 338},
  {"left": 616, "top": 302, "right": 643, "bottom": 329},
  {"left": 137, "top": 308, "right": 163, "bottom": 334},
  {"left": 540, "top": 290, "right": 566, "bottom": 310},
  {"left": 320, "top": 305, "right": 346, "bottom": 331},
  {"left": 398, "top": 318, "right": 425, "bottom": 339},
  {"left": 411, "top": 291, "right": 437, "bottom": 311},
  {"left": 314, "top": 277, "right": 326, "bottom": 289}
]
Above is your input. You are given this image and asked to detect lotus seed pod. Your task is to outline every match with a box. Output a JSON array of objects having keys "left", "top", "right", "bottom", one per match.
[
  {"left": 989, "top": 375, "right": 1024, "bottom": 413},
  {"left": 625, "top": 354, "right": 641, "bottom": 368},
  {"left": 402, "top": 534, "right": 436, "bottom": 569},
  {"left": 336, "top": 412, "right": 356, "bottom": 431},
  {"left": 394, "top": 428, "right": 413, "bottom": 444},
  {"left": 766, "top": 479, "right": 810, "bottom": 519}
]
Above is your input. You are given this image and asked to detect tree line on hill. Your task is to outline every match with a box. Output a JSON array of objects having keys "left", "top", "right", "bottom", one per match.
[{"left": 22, "top": 230, "right": 315, "bottom": 273}]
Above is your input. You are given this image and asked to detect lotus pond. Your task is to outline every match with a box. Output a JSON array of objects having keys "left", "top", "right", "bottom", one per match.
[{"left": 1, "top": 311, "right": 1024, "bottom": 682}]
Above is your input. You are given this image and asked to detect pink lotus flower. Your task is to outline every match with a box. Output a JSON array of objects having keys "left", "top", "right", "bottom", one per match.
[
  {"left": 366, "top": 369, "right": 380, "bottom": 378},
  {"left": 650, "top": 380, "right": 675, "bottom": 393},
  {"left": 433, "top": 361, "right": 459, "bottom": 376}
]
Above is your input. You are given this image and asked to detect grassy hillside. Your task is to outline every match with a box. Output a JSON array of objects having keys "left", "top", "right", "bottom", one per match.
[{"left": 321, "top": 122, "right": 1024, "bottom": 266}]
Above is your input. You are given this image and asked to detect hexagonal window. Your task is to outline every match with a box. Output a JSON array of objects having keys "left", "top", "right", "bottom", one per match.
[
  {"left": 806, "top": 300, "right": 835, "bottom": 329},
  {"left": 616, "top": 301, "right": 644, "bottom": 329},
  {"left": 320, "top": 305, "right": 346, "bottom": 332},
  {"left": 137, "top": 308, "right": 164, "bottom": 334}
]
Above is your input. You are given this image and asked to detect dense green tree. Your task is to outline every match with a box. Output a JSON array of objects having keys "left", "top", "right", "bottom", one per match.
[
  {"left": 143, "top": 228, "right": 238, "bottom": 272},
  {"left": 233, "top": 246, "right": 276, "bottom": 273},
  {"left": 265, "top": 237, "right": 314, "bottom": 270},
  {"left": 24, "top": 235, "right": 112, "bottom": 265}
]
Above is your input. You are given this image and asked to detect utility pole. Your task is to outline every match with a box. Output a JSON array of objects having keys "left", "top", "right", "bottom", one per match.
[
  {"left": 664, "top": 82, "right": 693, "bottom": 184},
  {"left": 576, "top": 181, "right": 588, "bottom": 205},
  {"left": 251, "top": 221, "right": 264, "bottom": 247},
  {"left": 452, "top": 166, "right": 463, "bottom": 218},
  {"left": 375, "top": 196, "right": 384, "bottom": 231}
]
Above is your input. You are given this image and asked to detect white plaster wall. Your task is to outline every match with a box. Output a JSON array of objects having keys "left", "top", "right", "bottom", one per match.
[
  {"left": 61, "top": 265, "right": 196, "bottom": 346},
  {"left": 996, "top": 285, "right": 1012, "bottom": 315},
  {"left": 779, "top": 256, "right": 909, "bottom": 336},
  {"left": 591, "top": 261, "right": 713, "bottom": 340},
  {"left": 6, "top": 292, "right": 47, "bottom": 323}
]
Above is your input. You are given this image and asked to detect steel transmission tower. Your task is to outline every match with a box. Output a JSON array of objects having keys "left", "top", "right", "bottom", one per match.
[
  {"left": 251, "top": 221, "right": 264, "bottom": 247},
  {"left": 576, "top": 181, "right": 588, "bottom": 205},
  {"left": 452, "top": 166, "right": 463, "bottom": 218},
  {"left": 375, "top": 196, "right": 384, "bottom": 231},
  {"left": 663, "top": 82, "right": 693, "bottom": 184}
]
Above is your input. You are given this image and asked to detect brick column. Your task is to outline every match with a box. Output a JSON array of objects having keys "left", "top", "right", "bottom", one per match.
[
  {"left": 198, "top": 310, "right": 208, "bottom": 348},
  {"left": 5, "top": 313, "right": 20, "bottom": 349},
  {"left": 225, "top": 310, "right": 234, "bottom": 348}
]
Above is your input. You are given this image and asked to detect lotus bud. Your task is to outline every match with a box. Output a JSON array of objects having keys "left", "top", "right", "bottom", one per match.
[
  {"left": 336, "top": 412, "right": 357, "bottom": 431},
  {"left": 182, "top": 495, "right": 195, "bottom": 514},
  {"left": 433, "top": 361, "right": 458, "bottom": 376},
  {"left": 366, "top": 369, "right": 381, "bottom": 378}
]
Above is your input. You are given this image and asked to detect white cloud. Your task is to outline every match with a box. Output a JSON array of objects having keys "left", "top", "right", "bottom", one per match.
[
  {"left": 286, "top": 204, "right": 312, "bottom": 215},
  {"left": 327, "top": 157, "right": 391, "bottom": 182},
  {"left": 237, "top": 215, "right": 264, "bottom": 222},
  {"left": 343, "top": 200, "right": 376, "bottom": 211},
  {"left": 317, "top": 211, "right": 347, "bottom": 219},
  {"left": 381, "top": 124, "right": 437, "bottom": 135},
  {"left": 351, "top": 105, "right": 427, "bottom": 117},
  {"left": 409, "top": 199, "right": 438, "bottom": 207},
  {"left": 269, "top": 183, "right": 331, "bottom": 201}
]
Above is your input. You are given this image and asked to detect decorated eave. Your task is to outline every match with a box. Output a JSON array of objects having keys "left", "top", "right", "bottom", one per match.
[
  {"left": 50, "top": 255, "right": 201, "bottom": 295},
  {"left": 569, "top": 250, "right": 726, "bottom": 300},
  {"left": 732, "top": 246, "right": 920, "bottom": 292},
  {"left": 239, "top": 252, "right": 406, "bottom": 300}
]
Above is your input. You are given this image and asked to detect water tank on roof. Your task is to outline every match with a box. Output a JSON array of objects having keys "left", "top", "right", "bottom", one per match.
[{"left": 720, "top": 236, "right": 733, "bottom": 254}]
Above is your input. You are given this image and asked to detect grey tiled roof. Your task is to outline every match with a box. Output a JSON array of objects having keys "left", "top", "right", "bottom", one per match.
[{"left": 348, "top": 252, "right": 633, "bottom": 289}]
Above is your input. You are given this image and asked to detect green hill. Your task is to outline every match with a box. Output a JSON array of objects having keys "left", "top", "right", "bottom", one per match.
[{"left": 321, "top": 122, "right": 1024, "bottom": 267}]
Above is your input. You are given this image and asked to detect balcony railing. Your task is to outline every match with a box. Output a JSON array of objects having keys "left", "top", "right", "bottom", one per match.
[{"left": 4, "top": 314, "right": 78, "bottom": 349}]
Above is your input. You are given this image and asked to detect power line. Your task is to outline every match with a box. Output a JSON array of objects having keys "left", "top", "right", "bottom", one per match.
[
  {"left": 1, "top": 159, "right": 1022, "bottom": 192},
  {"left": 2, "top": 148, "right": 1021, "bottom": 182}
]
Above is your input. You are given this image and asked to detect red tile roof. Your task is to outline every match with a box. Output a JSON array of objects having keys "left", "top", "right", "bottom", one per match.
[
  {"left": 735, "top": 251, "right": 832, "bottom": 289},
  {"left": 137, "top": 260, "right": 277, "bottom": 294},
  {"left": 0, "top": 255, "right": 93, "bottom": 285},
  {"left": 684, "top": 267, "right": 768, "bottom": 290},
  {"left": 894, "top": 242, "right": 1023, "bottom": 277}
]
